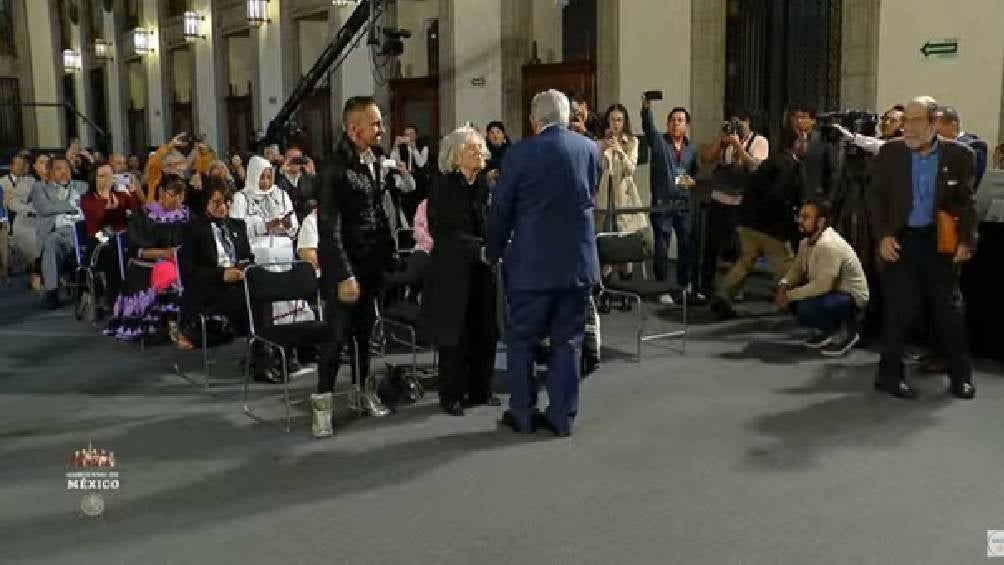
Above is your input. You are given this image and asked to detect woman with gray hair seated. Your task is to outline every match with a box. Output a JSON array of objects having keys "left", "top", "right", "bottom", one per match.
[{"left": 420, "top": 125, "right": 500, "bottom": 416}]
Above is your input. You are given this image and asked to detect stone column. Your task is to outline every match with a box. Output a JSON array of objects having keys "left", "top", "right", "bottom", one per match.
[
  {"left": 25, "top": 0, "right": 63, "bottom": 148},
  {"left": 192, "top": 0, "right": 224, "bottom": 151},
  {"left": 500, "top": 0, "right": 532, "bottom": 139},
  {"left": 689, "top": 0, "right": 725, "bottom": 148},
  {"left": 254, "top": 0, "right": 288, "bottom": 135},
  {"left": 840, "top": 0, "right": 880, "bottom": 112},
  {"left": 102, "top": 9, "right": 127, "bottom": 153},
  {"left": 142, "top": 0, "right": 168, "bottom": 145},
  {"left": 438, "top": 0, "right": 503, "bottom": 134},
  {"left": 69, "top": 16, "right": 94, "bottom": 147}
]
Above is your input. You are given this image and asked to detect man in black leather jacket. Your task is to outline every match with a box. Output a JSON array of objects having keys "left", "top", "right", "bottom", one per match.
[{"left": 313, "top": 96, "right": 396, "bottom": 436}]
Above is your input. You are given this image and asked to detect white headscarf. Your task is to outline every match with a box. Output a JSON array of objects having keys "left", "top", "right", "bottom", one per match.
[{"left": 242, "top": 155, "right": 284, "bottom": 219}]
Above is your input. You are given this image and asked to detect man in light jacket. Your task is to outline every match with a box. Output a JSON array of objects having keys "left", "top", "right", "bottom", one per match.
[{"left": 31, "top": 156, "right": 88, "bottom": 308}]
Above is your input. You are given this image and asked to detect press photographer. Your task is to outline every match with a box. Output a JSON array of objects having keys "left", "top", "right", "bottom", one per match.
[{"left": 698, "top": 109, "right": 769, "bottom": 298}]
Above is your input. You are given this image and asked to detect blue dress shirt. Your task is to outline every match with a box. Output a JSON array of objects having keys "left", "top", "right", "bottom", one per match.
[{"left": 908, "top": 139, "right": 939, "bottom": 227}]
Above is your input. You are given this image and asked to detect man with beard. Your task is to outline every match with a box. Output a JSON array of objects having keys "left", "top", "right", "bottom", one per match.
[
  {"left": 870, "top": 96, "right": 976, "bottom": 400},
  {"left": 777, "top": 200, "right": 869, "bottom": 357},
  {"left": 311, "top": 96, "right": 395, "bottom": 438}
]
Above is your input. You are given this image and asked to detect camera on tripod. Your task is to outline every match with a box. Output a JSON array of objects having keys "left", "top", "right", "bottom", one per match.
[{"left": 817, "top": 110, "right": 879, "bottom": 143}]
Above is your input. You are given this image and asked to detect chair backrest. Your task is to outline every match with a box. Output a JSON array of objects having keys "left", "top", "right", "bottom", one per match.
[
  {"left": 244, "top": 261, "right": 319, "bottom": 304},
  {"left": 596, "top": 231, "right": 647, "bottom": 265},
  {"left": 115, "top": 231, "right": 127, "bottom": 279}
]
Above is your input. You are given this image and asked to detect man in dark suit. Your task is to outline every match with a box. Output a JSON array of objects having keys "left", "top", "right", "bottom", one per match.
[
  {"left": 870, "top": 96, "right": 977, "bottom": 400},
  {"left": 487, "top": 89, "right": 601, "bottom": 437}
]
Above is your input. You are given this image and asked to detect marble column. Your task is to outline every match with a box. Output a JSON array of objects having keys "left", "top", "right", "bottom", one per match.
[
  {"left": 25, "top": 0, "right": 63, "bottom": 147},
  {"left": 438, "top": 0, "right": 503, "bottom": 134}
]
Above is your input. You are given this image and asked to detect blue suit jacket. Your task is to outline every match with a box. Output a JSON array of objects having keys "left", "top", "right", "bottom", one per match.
[{"left": 487, "top": 125, "right": 601, "bottom": 292}]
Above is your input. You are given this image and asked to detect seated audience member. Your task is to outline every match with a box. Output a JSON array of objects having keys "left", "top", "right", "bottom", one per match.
[
  {"left": 145, "top": 133, "right": 215, "bottom": 201},
  {"left": 278, "top": 147, "right": 317, "bottom": 219},
  {"left": 296, "top": 205, "right": 319, "bottom": 272},
  {"left": 227, "top": 150, "right": 246, "bottom": 185},
  {"left": 777, "top": 201, "right": 869, "bottom": 357},
  {"left": 30, "top": 156, "right": 88, "bottom": 309},
  {"left": 105, "top": 177, "right": 190, "bottom": 343},
  {"left": 421, "top": 126, "right": 499, "bottom": 416},
  {"left": 230, "top": 155, "right": 299, "bottom": 262},
  {"left": 177, "top": 180, "right": 254, "bottom": 351},
  {"left": 485, "top": 121, "right": 511, "bottom": 181},
  {"left": 79, "top": 165, "right": 142, "bottom": 307},
  {"left": 11, "top": 153, "right": 48, "bottom": 291}
]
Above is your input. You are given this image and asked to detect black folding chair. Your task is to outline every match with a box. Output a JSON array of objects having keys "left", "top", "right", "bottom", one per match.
[
  {"left": 596, "top": 231, "right": 688, "bottom": 359},
  {"left": 242, "top": 260, "right": 329, "bottom": 432},
  {"left": 71, "top": 219, "right": 108, "bottom": 324},
  {"left": 374, "top": 250, "right": 430, "bottom": 397}
]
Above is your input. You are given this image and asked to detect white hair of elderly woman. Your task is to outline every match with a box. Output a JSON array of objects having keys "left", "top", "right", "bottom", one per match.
[
  {"left": 437, "top": 125, "right": 488, "bottom": 174},
  {"left": 531, "top": 89, "right": 571, "bottom": 129}
]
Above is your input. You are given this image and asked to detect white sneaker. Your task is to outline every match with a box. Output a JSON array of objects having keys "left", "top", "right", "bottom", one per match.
[
  {"left": 658, "top": 293, "right": 675, "bottom": 306},
  {"left": 310, "top": 393, "right": 334, "bottom": 438}
]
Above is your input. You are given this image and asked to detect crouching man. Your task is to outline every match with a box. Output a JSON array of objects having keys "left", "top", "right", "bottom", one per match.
[{"left": 776, "top": 200, "right": 869, "bottom": 356}]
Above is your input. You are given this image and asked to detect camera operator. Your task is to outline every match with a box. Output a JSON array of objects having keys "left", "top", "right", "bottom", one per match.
[
  {"left": 698, "top": 109, "right": 769, "bottom": 299},
  {"left": 641, "top": 92, "right": 698, "bottom": 304},
  {"left": 833, "top": 105, "right": 905, "bottom": 156},
  {"left": 568, "top": 92, "right": 605, "bottom": 139},
  {"left": 709, "top": 127, "right": 800, "bottom": 320},
  {"left": 935, "top": 105, "right": 988, "bottom": 188}
]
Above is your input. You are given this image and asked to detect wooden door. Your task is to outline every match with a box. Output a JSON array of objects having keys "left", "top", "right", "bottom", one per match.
[
  {"left": 520, "top": 61, "right": 595, "bottom": 138},
  {"left": 171, "top": 100, "right": 193, "bottom": 140},
  {"left": 226, "top": 94, "right": 254, "bottom": 153},
  {"left": 295, "top": 86, "right": 333, "bottom": 159},
  {"left": 389, "top": 76, "right": 440, "bottom": 141}
]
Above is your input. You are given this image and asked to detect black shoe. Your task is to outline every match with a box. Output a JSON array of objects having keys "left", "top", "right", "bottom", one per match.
[
  {"left": 821, "top": 332, "right": 860, "bottom": 357},
  {"left": 440, "top": 400, "right": 465, "bottom": 416},
  {"left": 45, "top": 290, "right": 61, "bottom": 310},
  {"left": 874, "top": 379, "right": 917, "bottom": 399},
  {"left": 533, "top": 411, "right": 571, "bottom": 437},
  {"left": 498, "top": 410, "right": 534, "bottom": 433},
  {"left": 709, "top": 296, "right": 736, "bottom": 321},
  {"left": 949, "top": 381, "right": 976, "bottom": 400},
  {"left": 582, "top": 355, "right": 600, "bottom": 378}
]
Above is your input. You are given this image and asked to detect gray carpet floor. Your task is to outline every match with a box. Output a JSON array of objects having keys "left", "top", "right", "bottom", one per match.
[{"left": 1, "top": 279, "right": 1002, "bottom": 565}]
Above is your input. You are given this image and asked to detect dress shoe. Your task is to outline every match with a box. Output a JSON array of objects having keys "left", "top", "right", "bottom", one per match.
[
  {"left": 440, "top": 400, "right": 465, "bottom": 417},
  {"left": 949, "top": 381, "right": 976, "bottom": 400},
  {"left": 45, "top": 289, "right": 61, "bottom": 310},
  {"left": 498, "top": 410, "right": 533, "bottom": 433},
  {"left": 533, "top": 411, "right": 571, "bottom": 437},
  {"left": 874, "top": 379, "right": 917, "bottom": 399}
]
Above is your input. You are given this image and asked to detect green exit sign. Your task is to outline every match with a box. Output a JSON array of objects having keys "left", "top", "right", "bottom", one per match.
[{"left": 920, "top": 38, "right": 958, "bottom": 59}]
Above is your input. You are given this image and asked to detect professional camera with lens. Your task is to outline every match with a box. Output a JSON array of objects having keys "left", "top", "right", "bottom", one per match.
[
  {"left": 721, "top": 118, "right": 742, "bottom": 136},
  {"left": 817, "top": 110, "right": 879, "bottom": 143}
]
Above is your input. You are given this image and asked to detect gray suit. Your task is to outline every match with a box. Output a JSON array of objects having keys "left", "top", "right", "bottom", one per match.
[{"left": 30, "top": 180, "right": 87, "bottom": 291}]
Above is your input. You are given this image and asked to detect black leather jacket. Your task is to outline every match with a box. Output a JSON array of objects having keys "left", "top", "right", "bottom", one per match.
[{"left": 317, "top": 136, "right": 394, "bottom": 285}]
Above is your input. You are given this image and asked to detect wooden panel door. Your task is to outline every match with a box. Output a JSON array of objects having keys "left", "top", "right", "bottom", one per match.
[
  {"left": 389, "top": 76, "right": 440, "bottom": 141},
  {"left": 520, "top": 61, "right": 595, "bottom": 137},
  {"left": 226, "top": 95, "right": 254, "bottom": 153},
  {"left": 295, "top": 86, "right": 333, "bottom": 160}
]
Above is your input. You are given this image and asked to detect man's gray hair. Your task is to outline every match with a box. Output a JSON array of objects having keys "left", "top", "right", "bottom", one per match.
[
  {"left": 531, "top": 89, "right": 571, "bottom": 128},
  {"left": 438, "top": 125, "right": 487, "bottom": 174},
  {"left": 910, "top": 95, "right": 939, "bottom": 121}
]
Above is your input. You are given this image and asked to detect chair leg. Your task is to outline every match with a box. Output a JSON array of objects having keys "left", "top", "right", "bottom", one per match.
[
  {"left": 242, "top": 337, "right": 254, "bottom": 412},
  {"left": 278, "top": 347, "right": 291, "bottom": 432},
  {"left": 681, "top": 288, "right": 689, "bottom": 354},
  {"left": 636, "top": 295, "right": 644, "bottom": 361},
  {"left": 200, "top": 314, "right": 210, "bottom": 387}
]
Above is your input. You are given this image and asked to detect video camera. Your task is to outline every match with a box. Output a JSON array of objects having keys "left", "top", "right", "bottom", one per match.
[{"left": 817, "top": 110, "right": 879, "bottom": 143}]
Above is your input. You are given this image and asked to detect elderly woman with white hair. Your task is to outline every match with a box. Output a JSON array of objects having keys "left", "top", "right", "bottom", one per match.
[{"left": 420, "top": 125, "right": 500, "bottom": 416}]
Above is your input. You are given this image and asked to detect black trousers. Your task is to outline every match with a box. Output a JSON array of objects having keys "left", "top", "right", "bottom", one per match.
[
  {"left": 317, "top": 274, "right": 381, "bottom": 394},
  {"left": 879, "top": 227, "right": 972, "bottom": 385},
  {"left": 438, "top": 276, "right": 497, "bottom": 405},
  {"left": 698, "top": 202, "right": 740, "bottom": 294}
]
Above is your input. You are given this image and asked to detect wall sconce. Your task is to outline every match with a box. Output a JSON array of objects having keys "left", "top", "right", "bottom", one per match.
[
  {"left": 94, "top": 39, "right": 113, "bottom": 61},
  {"left": 183, "top": 11, "right": 206, "bottom": 41},
  {"left": 62, "top": 49, "right": 82, "bottom": 73},
  {"left": 246, "top": 0, "right": 270, "bottom": 26},
  {"left": 132, "top": 28, "right": 155, "bottom": 55}
]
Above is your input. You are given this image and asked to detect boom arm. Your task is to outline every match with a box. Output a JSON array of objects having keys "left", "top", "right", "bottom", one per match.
[{"left": 257, "top": 0, "right": 377, "bottom": 151}]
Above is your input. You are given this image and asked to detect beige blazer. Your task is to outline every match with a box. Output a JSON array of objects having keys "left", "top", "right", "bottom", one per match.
[{"left": 595, "top": 134, "right": 648, "bottom": 235}]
